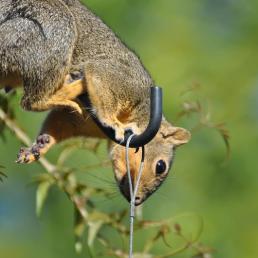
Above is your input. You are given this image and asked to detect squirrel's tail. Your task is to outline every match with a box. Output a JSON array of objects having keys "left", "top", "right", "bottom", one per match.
[
  {"left": 0, "top": 0, "right": 77, "bottom": 87},
  {"left": 0, "top": 17, "right": 42, "bottom": 75}
]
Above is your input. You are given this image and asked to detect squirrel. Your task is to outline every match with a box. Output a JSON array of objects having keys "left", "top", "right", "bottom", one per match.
[{"left": 0, "top": 0, "right": 191, "bottom": 205}]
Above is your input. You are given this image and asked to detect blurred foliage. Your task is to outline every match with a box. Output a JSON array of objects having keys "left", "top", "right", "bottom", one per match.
[
  {"left": 0, "top": 90, "right": 16, "bottom": 140},
  {"left": 0, "top": 167, "right": 7, "bottom": 182},
  {"left": 0, "top": 91, "right": 214, "bottom": 257},
  {"left": 176, "top": 85, "right": 230, "bottom": 161},
  {"left": 1, "top": 0, "right": 258, "bottom": 258}
]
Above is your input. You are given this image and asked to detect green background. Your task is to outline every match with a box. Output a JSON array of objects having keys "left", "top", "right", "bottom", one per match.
[{"left": 1, "top": 0, "right": 258, "bottom": 257}]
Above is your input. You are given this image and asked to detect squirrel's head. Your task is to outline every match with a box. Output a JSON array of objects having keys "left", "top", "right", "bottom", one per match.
[{"left": 109, "top": 120, "right": 191, "bottom": 205}]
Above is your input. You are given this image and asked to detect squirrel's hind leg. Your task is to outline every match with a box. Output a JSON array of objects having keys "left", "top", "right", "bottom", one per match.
[
  {"left": 21, "top": 77, "right": 86, "bottom": 115},
  {"left": 16, "top": 107, "right": 104, "bottom": 164},
  {"left": 16, "top": 107, "right": 83, "bottom": 164}
]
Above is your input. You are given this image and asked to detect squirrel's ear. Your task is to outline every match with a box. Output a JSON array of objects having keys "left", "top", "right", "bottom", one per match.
[{"left": 161, "top": 126, "right": 191, "bottom": 147}]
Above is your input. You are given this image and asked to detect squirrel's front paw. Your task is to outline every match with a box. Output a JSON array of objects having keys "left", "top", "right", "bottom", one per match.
[
  {"left": 100, "top": 116, "right": 140, "bottom": 142},
  {"left": 114, "top": 127, "right": 126, "bottom": 143},
  {"left": 16, "top": 134, "right": 50, "bottom": 164},
  {"left": 114, "top": 122, "right": 141, "bottom": 143}
]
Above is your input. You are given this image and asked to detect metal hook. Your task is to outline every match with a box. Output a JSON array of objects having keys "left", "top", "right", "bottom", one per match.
[{"left": 78, "top": 86, "right": 163, "bottom": 148}]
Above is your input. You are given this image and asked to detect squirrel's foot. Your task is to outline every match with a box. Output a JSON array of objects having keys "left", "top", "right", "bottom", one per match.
[
  {"left": 114, "top": 127, "right": 126, "bottom": 143},
  {"left": 16, "top": 146, "right": 40, "bottom": 164},
  {"left": 16, "top": 134, "right": 51, "bottom": 164},
  {"left": 102, "top": 120, "right": 140, "bottom": 142},
  {"left": 99, "top": 117, "right": 124, "bottom": 142},
  {"left": 122, "top": 122, "right": 141, "bottom": 139}
]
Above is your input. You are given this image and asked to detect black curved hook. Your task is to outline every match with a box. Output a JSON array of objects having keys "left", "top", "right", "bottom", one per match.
[{"left": 78, "top": 86, "right": 163, "bottom": 148}]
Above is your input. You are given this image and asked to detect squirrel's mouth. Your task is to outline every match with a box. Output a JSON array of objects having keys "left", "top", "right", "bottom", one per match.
[{"left": 118, "top": 175, "right": 147, "bottom": 206}]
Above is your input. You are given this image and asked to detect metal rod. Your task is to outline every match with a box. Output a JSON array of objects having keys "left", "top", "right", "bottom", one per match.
[{"left": 126, "top": 135, "right": 145, "bottom": 258}]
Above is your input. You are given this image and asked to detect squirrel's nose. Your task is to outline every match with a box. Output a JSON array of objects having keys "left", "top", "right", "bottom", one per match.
[{"left": 134, "top": 196, "right": 142, "bottom": 206}]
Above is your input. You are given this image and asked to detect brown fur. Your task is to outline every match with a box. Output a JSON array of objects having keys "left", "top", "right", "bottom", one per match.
[{"left": 0, "top": 0, "right": 191, "bottom": 204}]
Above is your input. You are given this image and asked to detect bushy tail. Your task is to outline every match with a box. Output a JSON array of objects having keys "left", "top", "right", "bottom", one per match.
[
  {"left": 0, "top": 0, "right": 77, "bottom": 82},
  {"left": 0, "top": 0, "right": 77, "bottom": 102}
]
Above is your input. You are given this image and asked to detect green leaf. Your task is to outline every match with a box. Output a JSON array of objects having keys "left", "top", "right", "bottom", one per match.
[
  {"left": 36, "top": 180, "right": 52, "bottom": 217},
  {"left": 74, "top": 205, "right": 88, "bottom": 254},
  {"left": 88, "top": 221, "right": 103, "bottom": 247}
]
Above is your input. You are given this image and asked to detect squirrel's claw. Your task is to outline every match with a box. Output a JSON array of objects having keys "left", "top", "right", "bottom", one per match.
[
  {"left": 114, "top": 122, "right": 140, "bottom": 143},
  {"left": 36, "top": 134, "right": 50, "bottom": 147},
  {"left": 100, "top": 116, "right": 141, "bottom": 142},
  {"left": 114, "top": 127, "right": 126, "bottom": 143},
  {"left": 16, "top": 147, "right": 39, "bottom": 164},
  {"left": 16, "top": 134, "right": 50, "bottom": 164}
]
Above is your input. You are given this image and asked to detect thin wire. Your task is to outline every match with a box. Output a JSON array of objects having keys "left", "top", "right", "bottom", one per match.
[{"left": 126, "top": 135, "right": 145, "bottom": 258}]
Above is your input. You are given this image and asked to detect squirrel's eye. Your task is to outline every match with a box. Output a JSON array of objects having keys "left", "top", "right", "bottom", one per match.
[{"left": 156, "top": 160, "right": 167, "bottom": 175}]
